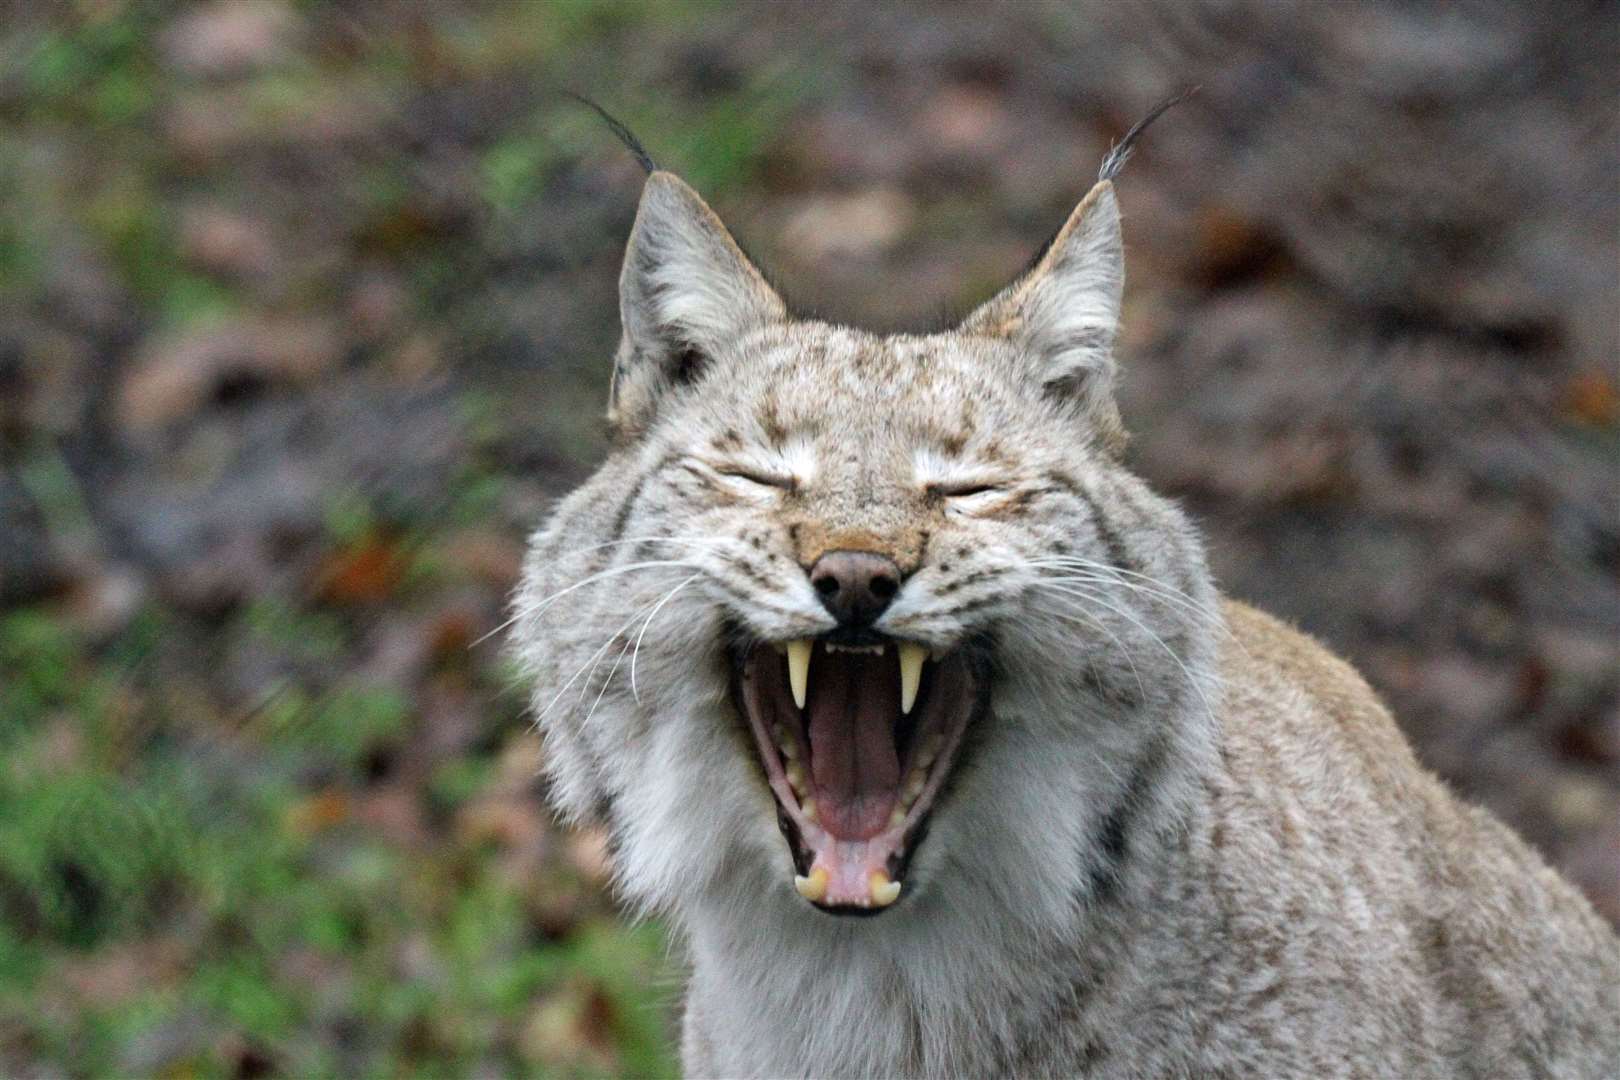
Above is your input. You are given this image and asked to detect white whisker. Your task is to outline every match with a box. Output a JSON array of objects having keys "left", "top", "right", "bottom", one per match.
[
  {"left": 1035, "top": 579, "right": 1219, "bottom": 726},
  {"left": 545, "top": 534, "right": 740, "bottom": 565},
  {"left": 585, "top": 638, "right": 635, "bottom": 722},
  {"left": 631, "top": 573, "right": 702, "bottom": 703},
  {"left": 1031, "top": 559, "right": 1252, "bottom": 663},
  {"left": 477, "top": 556, "right": 708, "bottom": 648},
  {"left": 537, "top": 584, "right": 700, "bottom": 722},
  {"left": 1026, "top": 557, "right": 1224, "bottom": 627},
  {"left": 1025, "top": 590, "right": 1149, "bottom": 704}
]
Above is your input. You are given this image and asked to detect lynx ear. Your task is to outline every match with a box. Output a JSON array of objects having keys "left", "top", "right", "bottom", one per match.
[
  {"left": 610, "top": 171, "right": 786, "bottom": 437},
  {"left": 960, "top": 180, "right": 1126, "bottom": 452}
]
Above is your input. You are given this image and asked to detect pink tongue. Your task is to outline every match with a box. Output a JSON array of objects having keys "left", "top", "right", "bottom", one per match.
[{"left": 806, "top": 651, "right": 901, "bottom": 839}]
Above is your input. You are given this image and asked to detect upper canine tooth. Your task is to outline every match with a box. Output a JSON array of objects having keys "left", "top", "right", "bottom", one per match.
[
  {"left": 869, "top": 871, "right": 901, "bottom": 907},
  {"left": 786, "top": 639, "right": 812, "bottom": 709},
  {"left": 898, "top": 642, "right": 926, "bottom": 715}
]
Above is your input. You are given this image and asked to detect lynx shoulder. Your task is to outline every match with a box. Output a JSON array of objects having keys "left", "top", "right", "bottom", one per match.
[{"left": 513, "top": 127, "right": 1620, "bottom": 1077}]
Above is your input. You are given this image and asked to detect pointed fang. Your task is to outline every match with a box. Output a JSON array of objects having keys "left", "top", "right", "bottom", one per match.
[
  {"left": 786, "top": 639, "right": 812, "bottom": 710},
  {"left": 795, "top": 866, "right": 829, "bottom": 903},
  {"left": 870, "top": 871, "right": 901, "bottom": 907},
  {"left": 898, "top": 642, "right": 926, "bottom": 715}
]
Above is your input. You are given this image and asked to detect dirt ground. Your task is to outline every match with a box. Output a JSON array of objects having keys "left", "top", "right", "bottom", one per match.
[{"left": 1, "top": 2, "right": 1615, "bottom": 1075}]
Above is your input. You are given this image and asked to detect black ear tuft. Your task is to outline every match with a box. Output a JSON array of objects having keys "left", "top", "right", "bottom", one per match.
[
  {"left": 1098, "top": 87, "right": 1197, "bottom": 182},
  {"left": 564, "top": 91, "right": 658, "bottom": 174}
]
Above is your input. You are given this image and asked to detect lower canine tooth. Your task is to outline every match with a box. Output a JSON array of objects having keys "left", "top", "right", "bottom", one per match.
[
  {"left": 870, "top": 872, "right": 901, "bottom": 907},
  {"left": 785, "top": 762, "right": 805, "bottom": 792},
  {"left": 795, "top": 867, "right": 828, "bottom": 903},
  {"left": 801, "top": 798, "right": 818, "bottom": 823},
  {"left": 889, "top": 807, "right": 906, "bottom": 829},
  {"left": 786, "top": 639, "right": 812, "bottom": 709}
]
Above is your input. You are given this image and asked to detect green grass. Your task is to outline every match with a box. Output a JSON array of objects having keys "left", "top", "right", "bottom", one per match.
[{"left": 0, "top": 597, "right": 680, "bottom": 1078}]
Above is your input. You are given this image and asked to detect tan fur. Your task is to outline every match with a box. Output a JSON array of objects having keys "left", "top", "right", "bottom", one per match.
[{"left": 514, "top": 170, "right": 1620, "bottom": 1078}]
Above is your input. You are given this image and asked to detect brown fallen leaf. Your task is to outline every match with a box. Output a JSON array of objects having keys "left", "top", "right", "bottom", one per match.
[
  {"left": 1564, "top": 370, "right": 1618, "bottom": 427},
  {"left": 314, "top": 533, "right": 410, "bottom": 605}
]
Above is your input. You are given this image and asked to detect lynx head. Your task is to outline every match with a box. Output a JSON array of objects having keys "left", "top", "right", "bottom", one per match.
[{"left": 513, "top": 145, "right": 1217, "bottom": 936}]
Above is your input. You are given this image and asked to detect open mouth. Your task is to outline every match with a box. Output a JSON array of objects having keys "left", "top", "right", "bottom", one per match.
[{"left": 735, "top": 634, "right": 979, "bottom": 913}]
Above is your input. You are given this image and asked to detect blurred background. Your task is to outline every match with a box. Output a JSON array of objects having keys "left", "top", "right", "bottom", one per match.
[{"left": 0, "top": 1, "right": 1615, "bottom": 1076}]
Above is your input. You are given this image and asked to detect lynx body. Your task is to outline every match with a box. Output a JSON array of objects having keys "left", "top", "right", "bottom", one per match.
[{"left": 513, "top": 151, "right": 1620, "bottom": 1077}]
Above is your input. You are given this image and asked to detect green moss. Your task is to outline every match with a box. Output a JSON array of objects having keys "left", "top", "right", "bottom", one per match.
[
  {"left": 21, "top": 10, "right": 160, "bottom": 128},
  {"left": 0, "top": 609, "right": 77, "bottom": 727},
  {"left": 261, "top": 686, "right": 412, "bottom": 772},
  {"left": 243, "top": 598, "right": 350, "bottom": 665},
  {"left": 0, "top": 769, "right": 194, "bottom": 948},
  {"left": 192, "top": 954, "right": 300, "bottom": 1039}
]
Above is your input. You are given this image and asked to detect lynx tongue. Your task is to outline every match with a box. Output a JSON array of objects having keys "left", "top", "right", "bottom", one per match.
[{"left": 806, "top": 650, "right": 901, "bottom": 839}]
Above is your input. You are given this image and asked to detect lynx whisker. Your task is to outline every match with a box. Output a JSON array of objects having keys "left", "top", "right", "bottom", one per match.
[
  {"left": 481, "top": 553, "right": 717, "bottom": 647},
  {"left": 537, "top": 576, "right": 709, "bottom": 722},
  {"left": 1026, "top": 556, "right": 1224, "bottom": 627},
  {"left": 582, "top": 572, "right": 700, "bottom": 723},
  {"left": 1035, "top": 560, "right": 1256, "bottom": 666},
  {"left": 1034, "top": 578, "right": 1218, "bottom": 724},
  {"left": 1025, "top": 590, "right": 1149, "bottom": 704},
  {"left": 547, "top": 534, "right": 740, "bottom": 565},
  {"left": 585, "top": 637, "right": 635, "bottom": 724},
  {"left": 630, "top": 572, "right": 703, "bottom": 703}
]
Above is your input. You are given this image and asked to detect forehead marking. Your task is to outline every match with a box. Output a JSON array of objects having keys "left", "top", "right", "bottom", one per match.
[{"left": 758, "top": 396, "right": 788, "bottom": 444}]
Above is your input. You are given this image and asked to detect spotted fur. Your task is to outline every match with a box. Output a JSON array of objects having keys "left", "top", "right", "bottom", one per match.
[{"left": 512, "top": 169, "right": 1620, "bottom": 1078}]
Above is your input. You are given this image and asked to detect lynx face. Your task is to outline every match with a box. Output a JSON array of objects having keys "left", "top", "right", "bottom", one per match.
[{"left": 514, "top": 171, "right": 1215, "bottom": 923}]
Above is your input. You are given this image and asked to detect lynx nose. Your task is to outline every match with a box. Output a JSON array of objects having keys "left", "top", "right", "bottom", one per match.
[{"left": 809, "top": 550, "right": 902, "bottom": 627}]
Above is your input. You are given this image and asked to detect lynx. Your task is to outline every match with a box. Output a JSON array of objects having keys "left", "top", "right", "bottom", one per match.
[{"left": 512, "top": 109, "right": 1620, "bottom": 1077}]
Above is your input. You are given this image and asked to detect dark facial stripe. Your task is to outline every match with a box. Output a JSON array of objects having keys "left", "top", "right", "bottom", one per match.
[
  {"left": 1046, "top": 471, "right": 1136, "bottom": 574},
  {"left": 724, "top": 554, "right": 777, "bottom": 592},
  {"left": 1082, "top": 732, "right": 1168, "bottom": 907},
  {"left": 705, "top": 575, "right": 804, "bottom": 622},
  {"left": 1114, "top": 478, "right": 1204, "bottom": 602},
  {"left": 935, "top": 593, "right": 1004, "bottom": 620},
  {"left": 934, "top": 567, "right": 997, "bottom": 597},
  {"left": 599, "top": 451, "right": 681, "bottom": 572}
]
